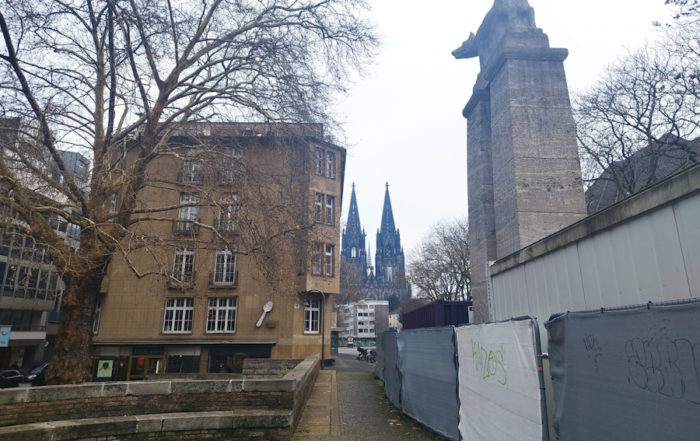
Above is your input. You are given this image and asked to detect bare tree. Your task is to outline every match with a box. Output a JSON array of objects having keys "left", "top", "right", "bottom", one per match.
[
  {"left": 574, "top": 37, "right": 700, "bottom": 211},
  {"left": 0, "top": 0, "right": 375, "bottom": 384},
  {"left": 664, "top": 0, "right": 699, "bottom": 23},
  {"left": 408, "top": 218, "right": 471, "bottom": 302}
]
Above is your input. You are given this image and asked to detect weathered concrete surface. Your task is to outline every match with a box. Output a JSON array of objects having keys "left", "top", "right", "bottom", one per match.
[
  {"left": 490, "top": 162, "right": 700, "bottom": 274},
  {"left": 458, "top": 4, "right": 587, "bottom": 323}
]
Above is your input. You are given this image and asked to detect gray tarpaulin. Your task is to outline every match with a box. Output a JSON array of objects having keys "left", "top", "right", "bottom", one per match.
[
  {"left": 546, "top": 300, "right": 700, "bottom": 441},
  {"left": 398, "top": 327, "right": 459, "bottom": 441},
  {"left": 375, "top": 332, "right": 386, "bottom": 381},
  {"left": 383, "top": 331, "right": 401, "bottom": 409}
]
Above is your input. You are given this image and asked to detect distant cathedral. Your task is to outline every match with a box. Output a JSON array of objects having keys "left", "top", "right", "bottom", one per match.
[{"left": 340, "top": 183, "right": 411, "bottom": 302}]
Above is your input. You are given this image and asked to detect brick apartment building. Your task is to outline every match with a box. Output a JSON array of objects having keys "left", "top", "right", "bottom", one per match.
[{"left": 92, "top": 123, "right": 344, "bottom": 379}]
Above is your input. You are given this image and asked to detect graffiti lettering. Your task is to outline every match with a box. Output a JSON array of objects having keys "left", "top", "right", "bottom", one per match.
[
  {"left": 583, "top": 334, "right": 602, "bottom": 373},
  {"left": 471, "top": 341, "right": 507, "bottom": 386},
  {"left": 625, "top": 330, "right": 700, "bottom": 405}
]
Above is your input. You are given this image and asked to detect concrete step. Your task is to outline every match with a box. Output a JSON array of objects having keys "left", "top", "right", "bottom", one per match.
[{"left": 0, "top": 409, "right": 293, "bottom": 441}]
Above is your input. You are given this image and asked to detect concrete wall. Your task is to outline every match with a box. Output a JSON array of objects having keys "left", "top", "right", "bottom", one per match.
[{"left": 489, "top": 164, "right": 700, "bottom": 350}]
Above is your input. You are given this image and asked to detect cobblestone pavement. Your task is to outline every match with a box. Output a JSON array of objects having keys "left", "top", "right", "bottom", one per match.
[{"left": 294, "top": 353, "right": 445, "bottom": 441}]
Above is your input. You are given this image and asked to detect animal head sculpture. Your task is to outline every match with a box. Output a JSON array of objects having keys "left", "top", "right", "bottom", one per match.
[{"left": 452, "top": 0, "right": 537, "bottom": 62}]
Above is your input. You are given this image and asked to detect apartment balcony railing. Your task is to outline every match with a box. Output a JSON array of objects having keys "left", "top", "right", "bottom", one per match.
[
  {"left": 208, "top": 271, "right": 238, "bottom": 289},
  {"left": 214, "top": 219, "right": 238, "bottom": 234},
  {"left": 172, "top": 220, "right": 200, "bottom": 236},
  {"left": 177, "top": 170, "right": 204, "bottom": 185},
  {"left": 166, "top": 272, "right": 196, "bottom": 289}
]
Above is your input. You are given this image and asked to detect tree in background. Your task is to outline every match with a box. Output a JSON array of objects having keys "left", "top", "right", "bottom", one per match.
[
  {"left": 0, "top": 0, "right": 376, "bottom": 384},
  {"left": 408, "top": 218, "right": 470, "bottom": 302},
  {"left": 575, "top": 4, "right": 699, "bottom": 209}
]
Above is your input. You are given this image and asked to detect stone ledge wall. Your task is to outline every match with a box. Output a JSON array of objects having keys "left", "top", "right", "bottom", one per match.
[
  {"left": 242, "top": 359, "right": 301, "bottom": 378},
  {"left": 0, "top": 354, "right": 320, "bottom": 440}
]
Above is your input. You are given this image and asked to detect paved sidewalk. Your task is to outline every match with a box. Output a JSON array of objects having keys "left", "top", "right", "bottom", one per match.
[{"left": 294, "top": 370, "right": 444, "bottom": 441}]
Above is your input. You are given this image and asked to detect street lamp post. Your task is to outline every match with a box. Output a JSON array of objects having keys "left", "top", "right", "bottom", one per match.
[{"left": 303, "top": 289, "right": 326, "bottom": 370}]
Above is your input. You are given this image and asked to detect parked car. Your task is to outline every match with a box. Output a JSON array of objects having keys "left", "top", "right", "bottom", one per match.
[
  {"left": 0, "top": 369, "right": 26, "bottom": 388},
  {"left": 24, "top": 362, "right": 49, "bottom": 386}
]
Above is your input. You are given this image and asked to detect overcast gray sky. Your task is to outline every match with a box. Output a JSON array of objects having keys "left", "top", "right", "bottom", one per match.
[{"left": 334, "top": 0, "right": 671, "bottom": 259}]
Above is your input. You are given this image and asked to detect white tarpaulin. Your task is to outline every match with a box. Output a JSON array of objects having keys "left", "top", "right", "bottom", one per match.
[{"left": 456, "top": 319, "right": 544, "bottom": 441}]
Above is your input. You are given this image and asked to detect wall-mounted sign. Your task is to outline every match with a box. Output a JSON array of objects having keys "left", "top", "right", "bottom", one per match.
[
  {"left": 0, "top": 326, "right": 10, "bottom": 348},
  {"left": 96, "top": 360, "right": 114, "bottom": 378}
]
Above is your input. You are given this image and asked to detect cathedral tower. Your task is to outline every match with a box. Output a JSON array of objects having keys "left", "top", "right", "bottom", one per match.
[{"left": 373, "top": 183, "right": 409, "bottom": 300}]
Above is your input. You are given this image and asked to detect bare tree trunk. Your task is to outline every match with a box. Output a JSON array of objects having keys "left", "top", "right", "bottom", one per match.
[{"left": 48, "top": 275, "right": 101, "bottom": 384}]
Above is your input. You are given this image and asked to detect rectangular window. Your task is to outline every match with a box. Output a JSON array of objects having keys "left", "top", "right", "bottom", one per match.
[
  {"left": 304, "top": 298, "right": 320, "bottom": 333},
  {"left": 206, "top": 297, "right": 237, "bottom": 333},
  {"left": 214, "top": 249, "right": 236, "bottom": 285},
  {"left": 163, "top": 297, "right": 194, "bottom": 333},
  {"left": 315, "top": 149, "right": 324, "bottom": 175},
  {"left": 312, "top": 243, "right": 323, "bottom": 275},
  {"left": 325, "top": 195, "right": 335, "bottom": 225},
  {"left": 173, "top": 248, "right": 194, "bottom": 282},
  {"left": 218, "top": 197, "right": 239, "bottom": 233},
  {"left": 181, "top": 159, "right": 203, "bottom": 184},
  {"left": 92, "top": 297, "right": 102, "bottom": 335},
  {"left": 324, "top": 244, "right": 334, "bottom": 276},
  {"left": 326, "top": 151, "right": 336, "bottom": 179},
  {"left": 314, "top": 193, "right": 323, "bottom": 223},
  {"left": 109, "top": 193, "right": 118, "bottom": 213},
  {"left": 179, "top": 193, "right": 199, "bottom": 221}
]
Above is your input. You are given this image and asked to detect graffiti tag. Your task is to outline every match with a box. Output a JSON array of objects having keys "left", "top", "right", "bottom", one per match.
[
  {"left": 471, "top": 341, "right": 507, "bottom": 386},
  {"left": 625, "top": 330, "right": 700, "bottom": 405},
  {"left": 583, "top": 334, "right": 603, "bottom": 373}
]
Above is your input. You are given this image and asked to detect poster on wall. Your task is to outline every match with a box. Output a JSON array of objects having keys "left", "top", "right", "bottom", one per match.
[
  {"left": 96, "top": 359, "right": 114, "bottom": 378},
  {"left": 0, "top": 326, "right": 10, "bottom": 347},
  {"left": 456, "top": 318, "right": 545, "bottom": 441}
]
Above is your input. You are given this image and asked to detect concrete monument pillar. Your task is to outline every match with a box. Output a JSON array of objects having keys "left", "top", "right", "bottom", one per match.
[{"left": 454, "top": 0, "right": 587, "bottom": 322}]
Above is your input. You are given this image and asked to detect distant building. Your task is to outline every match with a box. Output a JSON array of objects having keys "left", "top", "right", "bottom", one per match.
[
  {"left": 0, "top": 118, "right": 86, "bottom": 368},
  {"left": 339, "top": 183, "right": 410, "bottom": 302},
  {"left": 586, "top": 136, "right": 700, "bottom": 214},
  {"left": 337, "top": 299, "right": 389, "bottom": 345}
]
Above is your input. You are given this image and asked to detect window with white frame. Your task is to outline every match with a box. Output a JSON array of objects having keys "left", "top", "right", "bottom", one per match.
[
  {"left": 218, "top": 196, "right": 239, "bottom": 233},
  {"left": 315, "top": 149, "right": 324, "bottom": 175},
  {"left": 219, "top": 149, "right": 242, "bottom": 184},
  {"left": 324, "top": 244, "right": 334, "bottom": 276},
  {"left": 179, "top": 193, "right": 199, "bottom": 221},
  {"left": 304, "top": 298, "right": 320, "bottom": 333},
  {"left": 213, "top": 249, "right": 236, "bottom": 285},
  {"left": 163, "top": 297, "right": 194, "bottom": 333},
  {"left": 325, "top": 195, "right": 335, "bottom": 225},
  {"left": 314, "top": 193, "right": 323, "bottom": 223},
  {"left": 351, "top": 247, "right": 356, "bottom": 258},
  {"left": 181, "top": 159, "right": 203, "bottom": 184},
  {"left": 312, "top": 243, "right": 323, "bottom": 275},
  {"left": 173, "top": 247, "right": 194, "bottom": 282},
  {"left": 92, "top": 297, "right": 102, "bottom": 335},
  {"left": 326, "top": 151, "right": 336, "bottom": 179},
  {"left": 206, "top": 297, "right": 237, "bottom": 333},
  {"left": 109, "top": 193, "right": 118, "bottom": 213}
]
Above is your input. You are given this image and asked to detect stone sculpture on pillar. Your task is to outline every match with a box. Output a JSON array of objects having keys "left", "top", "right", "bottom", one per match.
[{"left": 454, "top": 0, "right": 587, "bottom": 323}]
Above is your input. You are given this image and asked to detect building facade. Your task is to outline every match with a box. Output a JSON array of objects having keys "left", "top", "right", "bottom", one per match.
[
  {"left": 0, "top": 118, "right": 86, "bottom": 369},
  {"left": 336, "top": 299, "right": 389, "bottom": 345},
  {"left": 93, "top": 123, "right": 345, "bottom": 379},
  {"left": 339, "top": 183, "right": 410, "bottom": 303}
]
